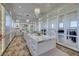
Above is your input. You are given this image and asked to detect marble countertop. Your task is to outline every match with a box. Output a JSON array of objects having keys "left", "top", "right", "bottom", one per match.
[{"left": 28, "top": 33, "right": 56, "bottom": 43}]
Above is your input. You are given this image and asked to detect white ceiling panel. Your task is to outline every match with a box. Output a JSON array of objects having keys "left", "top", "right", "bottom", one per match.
[{"left": 4, "top": 3, "right": 67, "bottom": 22}]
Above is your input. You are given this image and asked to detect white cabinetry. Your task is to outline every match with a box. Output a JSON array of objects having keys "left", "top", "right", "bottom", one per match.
[
  {"left": 24, "top": 33, "right": 56, "bottom": 56},
  {"left": 57, "top": 5, "right": 79, "bottom": 52}
]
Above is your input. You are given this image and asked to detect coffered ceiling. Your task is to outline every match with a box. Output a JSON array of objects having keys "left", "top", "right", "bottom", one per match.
[{"left": 3, "top": 3, "right": 70, "bottom": 23}]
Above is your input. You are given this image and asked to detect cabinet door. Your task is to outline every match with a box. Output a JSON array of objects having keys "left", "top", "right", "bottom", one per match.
[
  {"left": 48, "top": 17, "right": 57, "bottom": 36},
  {"left": 67, "top": 11, "right": 78, "bottom": 28},
  {"left": 58, "top": 15, "right": 64, "bottom": 29}
]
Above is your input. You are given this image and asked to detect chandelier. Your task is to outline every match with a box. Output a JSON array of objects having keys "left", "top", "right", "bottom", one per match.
[{"left": 34, "top": 8, "right": 40, "bottom": 17}]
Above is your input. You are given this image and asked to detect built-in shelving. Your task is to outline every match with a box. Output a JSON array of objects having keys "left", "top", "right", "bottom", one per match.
[
  {"left": 57, "top": 14, "right": 65, "bottom": 43},
  {"left": 0, "top": 4, "right": 2, "bottom": 55},
  {"left": 57, "top": 6, "right": 79, "bottom": 52},
  {"left": 33, "top": 4, "right": 79, "bottom": 52},
  {"left": 0, "top": 4, "right": 15, "bottom": 55}
]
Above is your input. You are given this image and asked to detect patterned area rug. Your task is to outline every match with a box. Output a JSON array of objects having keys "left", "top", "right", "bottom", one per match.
[{"left": 3, "top": 36, "right": 31, "bottom": 56}]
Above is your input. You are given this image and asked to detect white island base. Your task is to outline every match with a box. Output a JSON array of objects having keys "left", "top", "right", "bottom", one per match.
[{"left": 24, "top": 33, "right": 56, "bottom": 56}]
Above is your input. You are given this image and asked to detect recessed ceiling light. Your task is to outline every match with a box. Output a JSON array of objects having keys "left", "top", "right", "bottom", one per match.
[
  {"left": 34, "top": 8, "right": 40, "bottom": 15},
  {"left": 26, "top": 20, "right": 29, "bottom": 22},
  {"left": 19, "top": 6, "right": 22, "bottom": 8}
]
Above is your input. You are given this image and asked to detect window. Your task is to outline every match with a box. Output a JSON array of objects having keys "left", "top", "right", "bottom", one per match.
[
  {"left": 70, "top": 21, "right": 77, "bottom": 27},
  {"left": 59, "top": 22, "right": 63, "bottom": 28},
  {"left": 52, "top": 24, "right": 54, "bottom": 28}
]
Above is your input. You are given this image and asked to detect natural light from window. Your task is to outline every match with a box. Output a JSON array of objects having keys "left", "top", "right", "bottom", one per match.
[
  {"left": 70, "top": 21, "right": 77, "bottom": 27},
  {"left": 59, "top": 22, "right": 63, "bottom": 28}
]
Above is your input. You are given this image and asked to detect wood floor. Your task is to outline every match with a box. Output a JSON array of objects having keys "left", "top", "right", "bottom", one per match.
[
  {"left": 3, "top": 36, "right": 30, "bottom": 56},
  {"left": 40, "top": 48, "right": 68, "bottom": 56},
  {"left": 2, "top": 36, "right": 79, "bottom": 56},
  {"left": 57, "top": 44, "right": 79, "bottom": 56}
]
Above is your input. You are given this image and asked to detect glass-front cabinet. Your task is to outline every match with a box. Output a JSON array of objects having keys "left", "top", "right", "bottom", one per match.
[
  {"left": 5, "top": 9, "right": 15, "bottom": 50},
  {"left": 0, "top": 4, "right": 15, "bottom": 55},
  {"left": 66, "top": 11, "right": 79, "bottom": 50},
  {"left": 0, "top": 4, "right": 2, "bottom": 55},
  {"left": 57, "top": 7, "right": 79, "bottom": 52},
  {"left": 0, "top": 4, "right": 5, "bottom": 55},
  {"left": 58, "top": 14, "right": 65, "bottom": 43},
  {"left": 48, "top": 16, "right": 57, "bottom": 36},
  {"left": 5, "top": 11, "right": 11, "bottom": 48}
]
